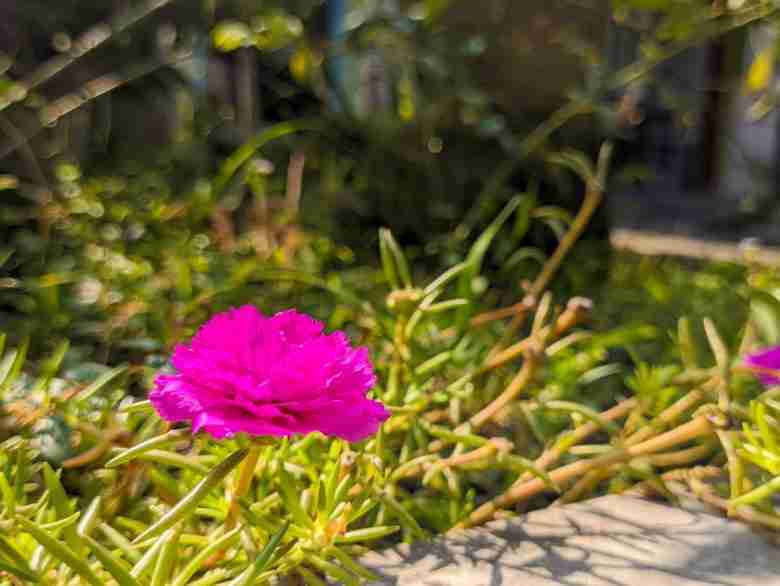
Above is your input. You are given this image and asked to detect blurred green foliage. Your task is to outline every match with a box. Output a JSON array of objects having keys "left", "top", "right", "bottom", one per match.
[
  {"left": 2, "top": 221, "right": 780, "bottom": 583},
  {"left": 0, "top": 0, "right": 779, "bottom": 583},
  {"left": 593, "top": 252, "right": 750, "bottom": 362}
]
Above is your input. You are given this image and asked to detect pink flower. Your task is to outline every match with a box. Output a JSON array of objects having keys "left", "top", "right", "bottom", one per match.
[
  {"left": 149, "top": 306, "right": 389, "bottom": 441},
  {"left": 744, "top": 345, "right": 780, "bottom": 386}
]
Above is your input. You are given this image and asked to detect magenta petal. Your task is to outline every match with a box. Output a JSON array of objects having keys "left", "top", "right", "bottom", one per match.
[
  {"left": 149, "top": 377, "right": 202, "bottom": 422},
  {"left": 745, "top": 345, "right": 780, "bottom": 386},
  {"left": 149, "top": 307, "right": 388, "bottom": 442},
  {"left": 192, "top": 411, "right": 232, "bottom": 438},
  {"left": 311, "top": 398, "right": 389, "bottom": 442},
  {"left": 269, "top": 309, "right": 324, "bottom": 344}
]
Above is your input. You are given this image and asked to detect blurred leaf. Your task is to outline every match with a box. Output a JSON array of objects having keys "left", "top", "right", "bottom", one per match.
[
  {"left": 120, "top": 400, "right": 153, "bottom": 414},
  {"left": 423, "top": 262, "right": 467, "bottom": 296},
  {"left": 55, "top": 163, "right": 80, "bottom": 183},
  {"left": 214, "top": 120, "right": 320, "bottom": 198},
  {"left": 504, "top": 247, "right": 546, "bottom": 270},
  {"left": 746, "top": 49, "right": 774, "bottom": 94},
  {"left": 0, "top": 473, "right": 15, "bottom": 517},
  {"left": 211, "top": 21, "right": 251, "bottom": 52},
  {"left": 278, "top": 464, "right": 314, "bottom": 529},
  {"left": 578, "top": 363, "right": 623, "bottom": 386},
  {"left": 252, "top": 12, "right": 303, "bottom": 50},
  {"left": 456, "top": 196, "right": 522, "bottom": 327},
  {"left": 106, "top": 429, "right": 189, "bottom": 468},
  {"left": 381, "top": 229, "right": 412, "bottom": 289},
  {"left": 423, "top": 0, "right": 454, "bottom": 22},
  {"left": 132, "top": 449, "right": 209, "bottom": 474},
  {"left": 379, "top": 228, "right": 400, "bottom": 290},
  {"left": 15, "top": 516, "right": 100, "bottom": 586},
  {"left": 171, "top": 527, "right": 241, "bottom": 586},
  {"left": 0, "top": 175, "right": 19, "bottom": 190},
  {"left": 513, "top": 191, "right": 537, "bottom": 240},
  {"left": 84, "top": 534, "right": 139, "bottom": 586},
  {"left": 335, "top": 525, "right": 400, "bottom": 544},
  {"left": 544, "top": 401, "right": 621, "bottom": 436},
  {"left": 703, "top": 317, "right": 729, "bottom": 374},
  {"left": 0, "top": 559, "right": 40, "bottom": 583},
  {"left": 31, "top": 340, "right": 69, "bottom": 394},
  {"left": 150, "top": 526, "right": 181, "bottom": 586},
  {"left": 38, "top": 511, "right": 80, "bottom": 532},
  {"left": 73, "top": 365, "right": 128, "bottom": 402},
  {"left": 290, "top": 47, "right": 312, "bottom": 83},
  {"left": 77, "top": 496, "right": 103, "bottom": 537},
  {"left": 547, "top": 149, "right": 595, "bottom": 185},
  {"left": 750, "top": 289, "right": 780, "bottom": 344},
  {"left": 0, "top": 338, "right": 28, "bottom": 391},
  {"left": 0, "top": 535, "right": 32, "bottom": 576},
  {"left": 42, "top": 463, "right": 80, "bottom": 553},
  {"left": 532, "top": 206, "right": 574, "bottom": 226},
  {"left": 677, "top": 317, "right": 698, "bottom": 370},
  {"left": 228, "top": 522, "right": 288, "bottom": 586},
  {"left": 308, "top": 554, "right": 360, "bottom": 586},
  {"left": 377, "top": 492, "right": 427, "bottom": 540}
]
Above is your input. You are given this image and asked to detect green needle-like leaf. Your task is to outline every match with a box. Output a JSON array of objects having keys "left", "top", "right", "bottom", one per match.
[
  {"left": 730, "top": 476, "right": 780, "bottom": 507},
  {"left": 150, "top": 526, "right": 181, "bottom": 586},
  {"left": 379, "top": 228, "right": 400, "bottom": 290},
  {"left": 77, "top": 495, "right": 103, "bottom": 537},
  {"left": 42, "top": 463, "right": 81, "bottom": 555},
  {"left": 105, "top": 429, "right": 190, "bottom": 468},
  {"left": 456, "top": 195, "right": 522, "bottom": 328},
  {"left": 0, "top": 473, "right": 15, "bottom": 517},
  {"left": 74, "top": 365, "right": 128, "bottom": 402},
  {"left": 120, "top": 400, "right": 153, "bottom": 413},
  {"left": 38, "top": 510, "right": 80, "bottom": 532},
  {"left": 544, "top": 401, "right": 621, "bottom": 437},
  {"left": 377, "top": 492, "right": 427, "bottom": 540},
  {"left": 0, "top": 558, "right": 40, "bottom": 583},
  {"left": 130, "top": 533, "right": 166, "bottom": 579},
  {"left": 171, "top": 527, "right": 241, "bottom": 586},
  {"left": 309, "top": 553, "right": 360, "bottom": 586},
  {"left": 0, "top": 535, "right": 30, "bottom": 571},
  {"left": 228, "top": 521, "right": 289, "bottom": 586},
  {"left": 131, "top": 449, "right": 209, "bottom": 473},
  {"left": 335, "top": 525, "right": 400, "bottom": 544},
  {"left": 132, "top": 447, "right": 248, "bottom": 544},
  {"left": 326, "top": 546, "right": 380, "bottom": 582},
  {"left": 15, "top": 515, "right": 101, "bottom": 586},
  {"left": 278, "top": 465, "right": 315, "bottom": 528},
  {"left": 83, "top": 534, "right": 139, "bottom": 586},
  {"left": 0, "top": 338, "right": 28, "bottom": 391}
]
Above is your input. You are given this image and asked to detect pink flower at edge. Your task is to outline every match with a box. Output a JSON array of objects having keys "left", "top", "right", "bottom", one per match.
[
  {"left": 149, "top": 306, "right": 390, "bottom": 442},
  {"left": 744, "top": 344, "right": 780, "bottom": 386}
]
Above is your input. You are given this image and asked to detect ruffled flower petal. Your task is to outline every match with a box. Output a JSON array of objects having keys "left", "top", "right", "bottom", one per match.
[
  {"left": 151, "top": 306, "right": 389, "bottom": 441},
  {"left": 149, "top": 377, "right": 202, "bottom": 422},
  {"left": 745, "top": 345, "right": 780, "bottom": 386}
]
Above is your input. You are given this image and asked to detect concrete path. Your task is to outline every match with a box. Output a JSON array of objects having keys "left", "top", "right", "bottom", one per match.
[
  {"left": 362, "top": 495, "right": 780, "bottom": 585},
  {"left": 610, "top": 229, "right": 780, "bottom": 265}
]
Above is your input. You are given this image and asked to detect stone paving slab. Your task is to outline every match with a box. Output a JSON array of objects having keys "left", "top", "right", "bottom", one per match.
[{"left": 362, "top": 495, "right": 780, "bottom": 585}]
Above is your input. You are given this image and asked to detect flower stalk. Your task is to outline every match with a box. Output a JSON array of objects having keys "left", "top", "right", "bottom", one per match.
[{"left": 227, "top": 444, "right": 263, "bottom": 527}]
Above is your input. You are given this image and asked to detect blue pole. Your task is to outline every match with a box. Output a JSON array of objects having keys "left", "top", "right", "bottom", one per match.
[{"left": 326, "top": 0, "right": 350, "bottom": 113}]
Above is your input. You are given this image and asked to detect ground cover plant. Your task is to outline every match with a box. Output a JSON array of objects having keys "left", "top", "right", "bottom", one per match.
[
  {"left": 2, "top": 138, "right": 780, "bottom": 583},
  {"left": 2, "top": 0, "right": 780, "bottom": 584}
]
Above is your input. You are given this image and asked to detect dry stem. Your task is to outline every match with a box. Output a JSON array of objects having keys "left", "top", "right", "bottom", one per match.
[{"left": 456, "top": 415, "right": 715, "bottom": 529}]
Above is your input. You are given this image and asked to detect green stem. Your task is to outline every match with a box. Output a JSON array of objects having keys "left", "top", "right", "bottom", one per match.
[
  {"left": 228, "top": 445, "right": 262, "bottom": 527},
  {"left": 730, "top": 475, "right": 780, "bottom": 507}
]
